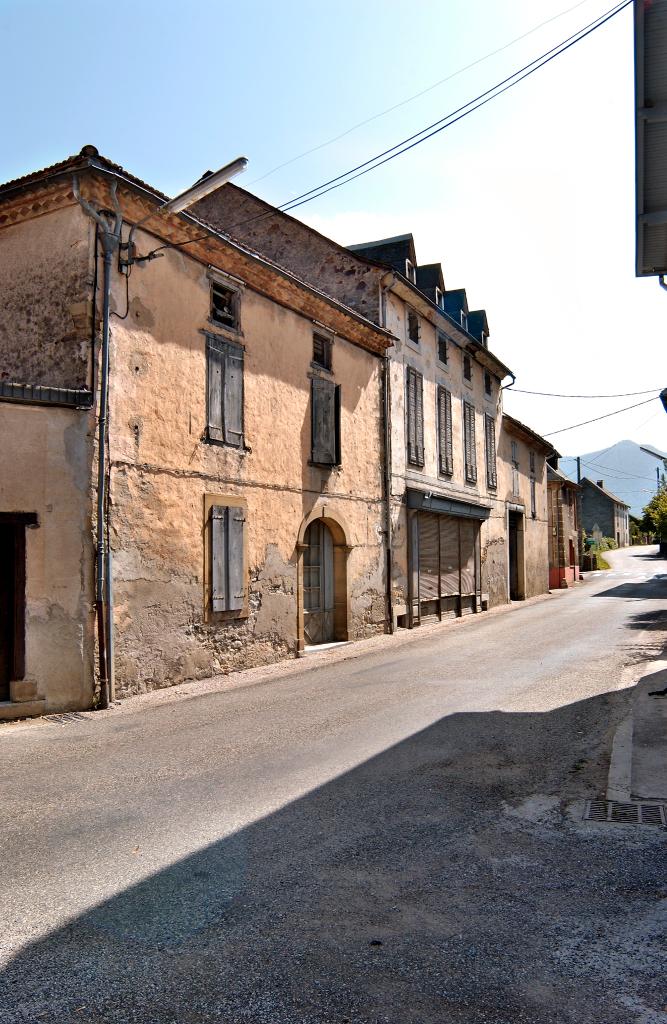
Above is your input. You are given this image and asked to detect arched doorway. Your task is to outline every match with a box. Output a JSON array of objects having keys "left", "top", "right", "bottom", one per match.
[{"left": 303, "top": 519, "right": 335, "bottom": 645}]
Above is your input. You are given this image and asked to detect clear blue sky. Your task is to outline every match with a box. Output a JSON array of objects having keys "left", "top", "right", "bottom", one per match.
[{"left": 2, "top": 0, "right": 665, "bottom": 458}]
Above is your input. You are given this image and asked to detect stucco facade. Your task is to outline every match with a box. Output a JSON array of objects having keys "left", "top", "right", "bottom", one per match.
[
  {"left": 547, "top": 465, "right": 581, "bottom": 588},
  {"left": 497, "top": 415, "right": 551, "bottom": 601},
  {"left": 0, "top": 150, "right": 392, "bottom": 715},
  {"left": 197, "top": 190, "right": 519, "bottom": 624}
]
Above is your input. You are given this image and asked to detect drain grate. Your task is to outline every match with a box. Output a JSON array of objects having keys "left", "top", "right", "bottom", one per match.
[
  {"left": 585, "top": 799, "right": 666, "bottom": 826},
  {"left": 43, "top": 712, "right": 91, "bottom": 725}
]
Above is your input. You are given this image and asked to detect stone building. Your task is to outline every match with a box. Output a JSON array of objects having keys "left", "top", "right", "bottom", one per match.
[
  {"left": 579, "top": 478, "right": 630, "bottom": 547},
  {"left": 0, "top": 148, "right": 393, "bottom": 717},
  {"left": 547, "top": 463, "right": 581, "bottom": 588},
  {"left": 498, "top": 415, "right": 552, "bottom": 600},
  {"left": 195, "top": 186, "right": 523, "bottom": 623}
]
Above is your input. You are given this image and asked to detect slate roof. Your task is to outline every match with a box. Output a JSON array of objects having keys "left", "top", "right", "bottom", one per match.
[
  {"left": 443, "top": 288, "right": 468, "bottom": 321},
  {"left": 348, "top": 234, "right": 416, "bottom": 275},
  {"left": 467, "top": 310, "right": 489, "bottom": 343},
  {"left": 547, "top": 465, "right": 580, "bottom": 487},
  {"left": 580, "top": 477, "right": 630, "bottom": 508}
]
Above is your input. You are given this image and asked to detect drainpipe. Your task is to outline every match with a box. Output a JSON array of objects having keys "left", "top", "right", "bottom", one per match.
[
  {"left": 73, "top": 175, "right": 122, "bottom": 708},
  {"left": 380, "top": 276, "right": 395, "bottom": 633}
]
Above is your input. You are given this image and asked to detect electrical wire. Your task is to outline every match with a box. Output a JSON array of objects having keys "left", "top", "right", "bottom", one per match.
[
  {"left": 511, "top": 387, "right": 658, "bottom": 398},
  {"left": 248, "top": 0, "right": 632, "bottom": 221},
  {"left": 246, "top": 0, "right": 594, "bottom": 187},
  {"left": 143, "top": 0, "right": 630, "bottom": 260},
  {"left": 543, "top": 396, "right": 657, "bottom": 437}
]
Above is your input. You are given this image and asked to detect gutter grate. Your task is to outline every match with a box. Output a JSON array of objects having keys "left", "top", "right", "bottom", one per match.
[{"left": 585, "top": 799, "right": 666, "bottom": 826}]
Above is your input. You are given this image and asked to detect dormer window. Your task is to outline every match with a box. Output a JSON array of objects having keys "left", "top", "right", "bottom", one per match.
[
  {"left": 435, "top": 287, "right": 445, "bottom": 310},
  {"left": 405, "top": 259, "right": 416, "bottom": 284},
  {"left": 460, "top": 311, "right": 468, "bottom": 332}
]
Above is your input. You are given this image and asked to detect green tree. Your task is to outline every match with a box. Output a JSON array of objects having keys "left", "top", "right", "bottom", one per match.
[{"left": 641, "top": 485, "right": 667, "bottom": 540}]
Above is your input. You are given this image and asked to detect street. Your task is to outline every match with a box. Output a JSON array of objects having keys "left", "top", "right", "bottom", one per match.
[{"left": 1, "top": 545, "right": 666, "bottom": 1024}]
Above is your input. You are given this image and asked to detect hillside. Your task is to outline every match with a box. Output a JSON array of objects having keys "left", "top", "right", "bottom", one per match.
[{"left": 559, "top": 440, "right": 666, "bottom": 517}]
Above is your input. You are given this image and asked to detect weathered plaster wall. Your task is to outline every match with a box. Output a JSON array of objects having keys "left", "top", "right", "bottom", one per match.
[
  {"left": 498, "top": 429, "right": 549, "bottom": 600},
  {"left": 0, "top": 205, "right": 92, "bottom": 388},
  {"left": 107, "top": 232, "right": 386, "bottom": 694},
  {"left": 193, "top": 186, "right": 383, "bottom": 325},
  {"left": 0, "top": 403, "right": 95, "bottom": 709}
]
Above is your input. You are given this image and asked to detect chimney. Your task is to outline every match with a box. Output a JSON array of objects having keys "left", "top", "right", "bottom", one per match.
[{"left": 597, "top": 480, "right": 604, "bottom": 488}]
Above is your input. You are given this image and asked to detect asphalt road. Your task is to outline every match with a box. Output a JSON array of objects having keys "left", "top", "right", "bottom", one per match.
[{"left": 1, "top": 545, "right": 666, "bottom": 1024}]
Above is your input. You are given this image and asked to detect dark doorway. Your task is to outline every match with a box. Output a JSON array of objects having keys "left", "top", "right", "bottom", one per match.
[
  {"left": 0, "top": 522, "right": 26, "bottom": 701},
  {"left": 508, "top": 510, "right": 524, "bottom": 601},
  {"left": 303, "top": 520, "right": 335, "bottom": 646}
]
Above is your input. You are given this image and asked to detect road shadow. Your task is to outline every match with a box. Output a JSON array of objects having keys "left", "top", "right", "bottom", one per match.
[
  {"left": 1, "top": 689, "right": 664, "bottom": 1024},
  {"left": 593, "top": 577, "right": 667, "bottom": 600}
]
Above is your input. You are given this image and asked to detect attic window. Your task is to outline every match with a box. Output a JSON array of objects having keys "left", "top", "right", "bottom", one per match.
[
  {"left": 463, "top": 354, "right": 472, "bottom": 381},
  {"left": 407, "top": 309, "right": 420, "bottom": 345},
  {"left": 313, "top": 332, "right": 333, "bottom": 372},
  {"left": 460, "top": 311, "right": 468, "bottom": 332},
  {"left": 405, "top": 259, "right": 417, "bottom": 284},
  {"left": 210, "top": 280, "right": 239, "bottom": 332},
  {"left": 435, "top": 287, "right": 445, "bottom": 310}
]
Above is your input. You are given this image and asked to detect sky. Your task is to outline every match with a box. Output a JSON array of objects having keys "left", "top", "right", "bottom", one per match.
[{"left": 1, "top": 0, "right": 665, "bottom": 457}]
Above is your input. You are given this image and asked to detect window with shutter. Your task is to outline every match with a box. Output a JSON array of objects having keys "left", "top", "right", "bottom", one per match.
[
  {"left": 530, "top": 478, "right": 537, "bottom": 519},
  {"left": 210, "top": 504, "right": 245, "bottom": 612},
  {"left": 484, "top": 414, "right": 497, "bottom": 489},
  {"left": 311, "top": 377, "right": 340, "bottom": 465},
  {"left": 406, "top": 367, "right": 424, "bottom": 468},
  {"left": 463, "top": 401, "right": 477, "bottom": 484},
  {"left": 206, "top": 333, "right": 244, "bottom": 448},
  {"left": 437, "top": 385, "right": 453, "bottom": 476}
]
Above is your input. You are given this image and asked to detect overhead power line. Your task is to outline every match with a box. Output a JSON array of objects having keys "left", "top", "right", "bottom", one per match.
[
  {"left": 253, "top": 0, "right": 632, "bottom": 220},
  {"left": 247, "top": 0, "right": 594, "bottom": 187},
  {"left": 511, "top": 387, "right": 658, "bottom": 398},
  {"left": 544, "top": 397, "right": 657, "bottom": 437}
]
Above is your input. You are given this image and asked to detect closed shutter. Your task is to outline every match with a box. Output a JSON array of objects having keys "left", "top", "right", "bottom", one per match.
[
  {"left": 210, "top": 505, "right": 245, "bottom": 612},
  {"left": 312, "top": 378, "right": 338, "bottom": 464},
  {"left": 438, "top": 386, "right": 453, "bottom": 476},
  {"left": 484, "top": 414, "right": 497, "bottom": 489},
  {"left": 439, "top": 515, "right": 460, "bottom": 596},
  {"left": 418, "top": 512, "right": 440, "bottom": 603},
  {"left": 459, "top": 519, "right": 477, "bottom": 595},
  {"left": 223, "top": 342, "right": 244, "bottom": 448},
  {"left": 464, "top": 402, "right": 477, "bottom": 483},
  {"left": 206, "top": 335, "right": 224, "bottom": 442},
  {"left": 207, "top": 334, "right": 244, "bottom": 447},
  {"left": 406, "top": 367, "right": 424, "bottom": 467}
]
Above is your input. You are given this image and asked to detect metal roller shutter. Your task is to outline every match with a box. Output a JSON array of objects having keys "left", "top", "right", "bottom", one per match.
[
  {"left": 439, "top": 515, "right": 460, "bottom": 596},
  {"left": 418, "top": 512, "right": 440, "bottom": 603},
  {"left": 459, "top": 519, "right": 478, "bottom": 596}
]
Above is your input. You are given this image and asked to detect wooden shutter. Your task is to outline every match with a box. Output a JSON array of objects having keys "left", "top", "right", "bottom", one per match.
[
  {"left": 406, "top": 367, "right": 424, "bottom": 467},
  {"left": 206, "top": 335, "right": 224, "bottom": 442},
  {"left": 210, "top": 505, "right": 245, "bottom": 612},
  {"left": 438, "top": 386, "right": 453, "bottom": 476},
  {"left": 484, "top": 414, "right": 497, "bottom": 489},
  {"left": 223, "top": 341, "right": 244, "bottom": 448},
  {"left": 464, "top": 402, "right": 477, "bottom": 483},
  {"left": 311, "top": 377, "right": 337, "bottom": 464}
]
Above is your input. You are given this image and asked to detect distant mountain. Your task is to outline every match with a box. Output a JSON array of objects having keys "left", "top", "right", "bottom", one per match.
[{"left": 559, "top": 440, "right": 667, "bottom": 517}]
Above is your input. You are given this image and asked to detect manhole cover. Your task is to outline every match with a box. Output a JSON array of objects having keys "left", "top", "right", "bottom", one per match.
[{"left": 584, "top": 799, "right": 666, "bottom": 826}]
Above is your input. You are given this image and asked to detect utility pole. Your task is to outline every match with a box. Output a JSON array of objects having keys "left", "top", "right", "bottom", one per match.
[{"left": 576, "top": 456, "right": 581, "bottom": 483}]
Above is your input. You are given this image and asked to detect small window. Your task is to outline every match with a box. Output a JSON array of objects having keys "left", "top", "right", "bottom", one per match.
[
  {"left": 511, "top": 440, "right": 520, "bottom": 496},
  {"left": 435, "top": 287, "right": 445, "bottom": 310},
  {"left": 407, "top": 309, "right": 420, "bottom": 345},
  {"left": 437, "top": 331, "right": 448, "bottom": 365},
  {"left": 529, "top": 450, "right": 536, "bottom": 474},
  {"left": 210, "top": 280, "right": 239, "bottom": 332},
  {"left": 405, "top": 259, "right": 416, "bottom": 284},
  {"left": 313, "top": 332, "right": 332, "bottom": 371},
  {"left": 530, "top": 478, "right": 537, "bottom": 519},
  {"left": 461, "top": 311, "right": 468, "bottom": 332},
  {"left": 463, "top": 354, "right": 472, "bottom": 381},
  {"left": 484, "top": 370, "right": 492, "bottom": 396}
]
